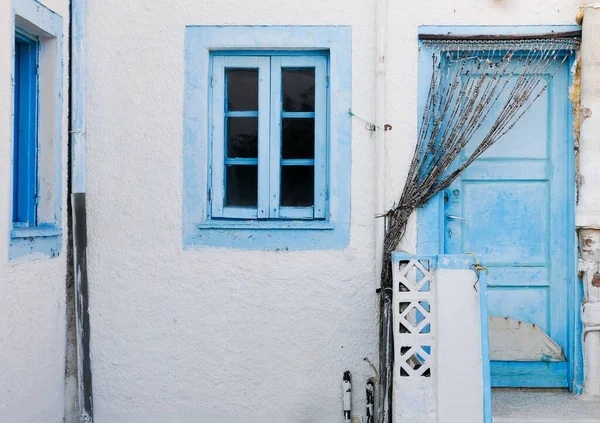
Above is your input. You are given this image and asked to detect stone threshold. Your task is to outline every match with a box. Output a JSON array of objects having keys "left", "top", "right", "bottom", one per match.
[{"left": 493, "top": 389, "right": 600, "bottom": 423}]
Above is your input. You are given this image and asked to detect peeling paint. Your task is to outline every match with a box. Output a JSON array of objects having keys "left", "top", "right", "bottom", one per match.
[
  {"left": 592, "top": 271, "right": 600, "bottom": 287},
  {"left": 570, "top": 50, "right": 581, "bottom": 203},
  {"left": 489, "top": 316, "right": 566, "bottom": 362}
]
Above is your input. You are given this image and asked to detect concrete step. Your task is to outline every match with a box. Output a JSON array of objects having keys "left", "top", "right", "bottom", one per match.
[{"left": 492, "top": 390, "right": 600, "bottom": 423}]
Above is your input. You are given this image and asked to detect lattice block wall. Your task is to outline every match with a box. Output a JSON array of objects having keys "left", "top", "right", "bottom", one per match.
[
  {"left": 393, "top": 257, "right": 437, "bottom": 423},
  {"left": 392, "top": 253, "right": 490, "bottom": 423}
]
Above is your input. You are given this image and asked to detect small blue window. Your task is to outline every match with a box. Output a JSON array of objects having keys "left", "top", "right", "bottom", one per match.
[
  {"left": 209, "top": 54, "right": 328, "bottom": 220},
  {"left": 11, "top": 1, "right": 64, "bottom": 260},
  {"left": 184, "top": 26, "right": 351, "bottom": 250},
  {"left": 13, "top": 30, "right": 39, "bottom": 228}
]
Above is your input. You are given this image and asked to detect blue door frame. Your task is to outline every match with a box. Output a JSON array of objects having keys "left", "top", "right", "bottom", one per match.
[{"left": 415, "top": 25, "right": 583, "bottom": 392}]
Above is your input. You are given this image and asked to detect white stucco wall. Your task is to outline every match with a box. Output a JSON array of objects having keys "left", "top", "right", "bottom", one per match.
[
  {"left": 84, "top": 1, "right": 581, "bottom": 422},
  {"left": 0, "top": 0, "right": 69, "bottom": 422}
]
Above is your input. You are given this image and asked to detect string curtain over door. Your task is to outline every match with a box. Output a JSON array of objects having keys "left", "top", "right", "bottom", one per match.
[{"left": 378, "top": 37, "right": 579, "bottom": 423}]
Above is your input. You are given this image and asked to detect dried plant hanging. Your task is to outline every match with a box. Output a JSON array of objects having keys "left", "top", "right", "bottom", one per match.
[{"left": 378, "top": 37, "right": 579, "bottom": 423}]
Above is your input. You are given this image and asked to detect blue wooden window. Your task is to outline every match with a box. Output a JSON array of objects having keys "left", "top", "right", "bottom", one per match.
[
  {"left": 13, "top": 30, "right": 39, "bottom": 228},
  {"left": 11, "top": 0, "right": 64, "bottom": 260},
  {"left": 210, "top": 54, "right": 328, "bottom": 220}
]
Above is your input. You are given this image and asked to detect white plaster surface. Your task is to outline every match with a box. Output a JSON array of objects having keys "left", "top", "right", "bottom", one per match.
[
  {"left": 393, "top": 265, "right": 485, "bottom": 423},
  {"left": 577, "top": 3, "right": 600, "bottom": 228},
  {"left": 83, "top": 0, "right": 582, "bottom": 421},
  {"left": 0, "top": 0, "right": 69, "bottom": 422},
  {"left": 436, "top": 268, "right": 484, "bottom": 423}
]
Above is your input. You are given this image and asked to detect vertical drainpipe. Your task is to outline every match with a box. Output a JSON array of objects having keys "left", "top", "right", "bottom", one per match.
[
  {"left": 375, "top": 0, "right": 387, "bottom": 293},
  {"left": 70, "top": 0, "right": 93, "bottom": 420},
  {"left": 375, "top": 0, "right": 388, "bottom": 420},
  {"left": 577, "top": 2, "right": 600, "bottom": 399}
]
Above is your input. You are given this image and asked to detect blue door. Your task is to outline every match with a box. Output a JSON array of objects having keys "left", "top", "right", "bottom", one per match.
[{"left": 436, "top": 58, "right": 573, "bottom": 387}]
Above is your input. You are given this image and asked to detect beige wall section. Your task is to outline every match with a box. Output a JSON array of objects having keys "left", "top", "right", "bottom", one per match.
[
  {"left": 578, "top": 3, "right": 600, "bottom": 229},
  {"left": 0, "top": 0, "right": 69, "bottom": 422},
  {"left": 577, "top": 2, "right": 600, "bottom": 398},
  {"left": 83, "top": 0, "right": 581, "bottom": 422}
]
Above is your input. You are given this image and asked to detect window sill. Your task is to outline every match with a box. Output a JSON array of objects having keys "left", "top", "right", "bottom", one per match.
[
  {"left": 186, "top": 218, "right": 347, "bottom": 250},
  {"left": 197, "top": 220, "right": 335, "bottom": 231},
  {"left": 9, "top": 226, "right": 62, "bottom": 260},
  {"left": 11, "top": 226, "right": 62, "bottom": 238}
]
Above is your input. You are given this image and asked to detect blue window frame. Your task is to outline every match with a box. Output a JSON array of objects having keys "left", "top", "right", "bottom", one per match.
[
  {"left": 13, "top": 30, "right": 39, "bottom": 228},
  {"left": 183, "top": 26, "right": 351, "bottom": 250},
  {"left": 11, "top": 0, "right": 64, "bottom": 260},
  {"left": 210, "top": 54, "right": 328, "bottom": 221}
]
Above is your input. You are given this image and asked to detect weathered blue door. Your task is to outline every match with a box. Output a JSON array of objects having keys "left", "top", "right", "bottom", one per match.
[{"left": 441, "top": 59, "right": 573, "bottom": 388}]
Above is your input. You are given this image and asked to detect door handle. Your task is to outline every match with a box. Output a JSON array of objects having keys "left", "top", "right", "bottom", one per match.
[{"left": 446, "top": 214, "right": 468, "bottom": 222}]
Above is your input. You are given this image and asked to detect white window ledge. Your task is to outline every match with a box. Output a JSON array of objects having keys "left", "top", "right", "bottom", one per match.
[
  {"left": 11, "top": 226, "right": 62, "bottom": 238},
  {"left": 197, "top": 221, "right": 335, "bottom": 231}
]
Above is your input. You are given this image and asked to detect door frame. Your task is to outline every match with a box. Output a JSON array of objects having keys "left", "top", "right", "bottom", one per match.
[{"left": 414, "top": 25, "right": 582, "bottom": 393}]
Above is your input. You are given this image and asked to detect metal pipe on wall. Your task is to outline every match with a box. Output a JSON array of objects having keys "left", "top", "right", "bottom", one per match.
[
  {"left": 69, "top": 0, "right": 93, "bottom": 420},
  {"left": 375, "top": 0, "right": 389, "bottom": 420},
  {"left": 375, "top": 0, "right": 387, "bottom": 288}
]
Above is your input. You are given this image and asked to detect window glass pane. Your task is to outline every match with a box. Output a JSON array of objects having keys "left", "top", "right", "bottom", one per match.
[
  {"left": 227, "top": 117, "right": 258, "bottom": 158},
  {"left": 226, "top": 165, "right": 257, "bottom": 207},
  {"left": 282, "top": 68, "right": 315, "bottom": 112},
  {"left": 282, "top": 118, "right": 314, "bottom": 159},
  {"left": 281, "top": 166, "right": 314, "bottom": 207},
  {"left": 227, "top": 69, "right": 258, "bottom": 111}
]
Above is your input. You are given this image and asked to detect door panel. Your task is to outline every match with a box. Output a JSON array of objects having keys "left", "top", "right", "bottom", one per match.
[
  {"left": 487, "top": 288, "right": 549, "bottom": 330},
  {"left": 463, "top": 87, "right": 549, "bottom": 160},
  {"left": 462, "top": 181, "right": 549, "bottom": 264},
  {"left": 442, "top": 59, "right": 571, "bottom": 388}
]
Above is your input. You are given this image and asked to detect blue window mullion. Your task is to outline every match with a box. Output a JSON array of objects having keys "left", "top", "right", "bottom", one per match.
[
  {"left": 225, "top": 111, "right": 259, "bottom": 118},
  {"left": 281, "top": 159, "right": 314, "bottom": 166},
  {"left": 256, "top": 56, "right": 271, "bottom": 219},
  {"left": 281, "top": 112, "right": 315, "bottom": 119},
  {"left": 224, "top": 158, "right": 259, "bottom": 166},
  {"left": 269, "top": 57, "right": 282, "bottom": 218}
]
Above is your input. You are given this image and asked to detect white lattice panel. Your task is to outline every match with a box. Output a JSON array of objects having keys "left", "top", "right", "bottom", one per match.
[
  {"left": 393, "top": 257, "right": 437, "bottom": 423},
  {"left": 393, "top": 258, "right": 435, "bottom": 380},
  {"left": 392, "top": 254, "right": 489, "bottom": 423}
]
